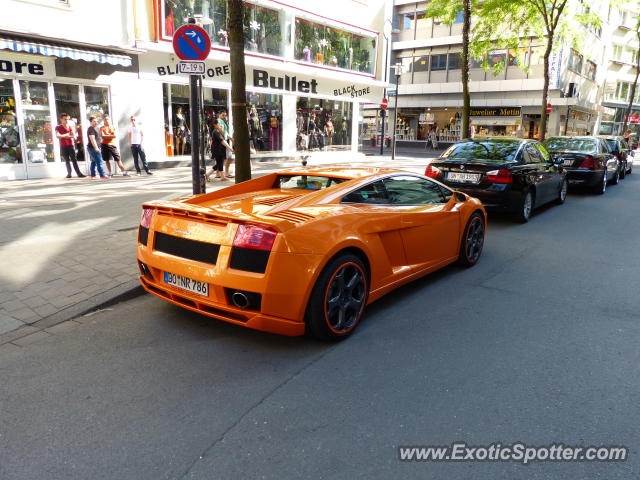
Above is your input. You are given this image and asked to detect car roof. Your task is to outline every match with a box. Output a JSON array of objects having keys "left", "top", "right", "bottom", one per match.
[
  {"left": 464, "top": 137, "right": 527, "bottom": 143},
  {"left": 276, "top": 166, "right": 406, "bottom": 180}
]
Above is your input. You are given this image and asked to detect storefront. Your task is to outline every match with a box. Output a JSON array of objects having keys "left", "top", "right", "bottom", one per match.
[
  {"left": 137, "top": 48, "right": 384, "bottom": 162},
  {"left": 598, "top": 105, "right": 632, "bottom": 136},
  {"left": 394, "top": 107, "right": 463, "bottom": 146},
  {"left": 470, "top": 107, "right": 522, "bottom": 138},
  {"left": 0, "top": 42, "right": 131, "bottom": 180}
]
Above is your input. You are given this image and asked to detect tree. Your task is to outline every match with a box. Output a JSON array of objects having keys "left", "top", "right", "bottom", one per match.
[
  {"left": 228, "top": 0, "right": 251, "bottom": 182},
  {"left": 474, "top": 0, "right": 601, "bottom": 141},
  {"left": 622, "top": 16, "right": 640, "bottom": 134},
  {"left": 423, "top": 1, "right": 475, "bottom": 139}
]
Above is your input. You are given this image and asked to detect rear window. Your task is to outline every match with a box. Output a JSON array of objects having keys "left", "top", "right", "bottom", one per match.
[
  {"left": 441, "top": 141, "right": 521, "bottom": 163},
  {"left": 276, "top": 175, "right": 346, "bottom": 190},
  {"left": 543, "top": 138, "right": 598, "bottom": 153}
]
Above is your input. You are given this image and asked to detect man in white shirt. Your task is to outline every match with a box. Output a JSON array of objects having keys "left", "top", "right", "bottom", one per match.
[{"left": 127, "top": 116, "right": 152, "bottom": 175}]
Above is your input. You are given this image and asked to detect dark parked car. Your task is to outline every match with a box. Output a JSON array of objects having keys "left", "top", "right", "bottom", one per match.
[
  {"left": 426, "top": 137, "right": 567, "bottom": 222},
  {"left": 542, "top": 136, "right": 619, "bottom": 194},
  {"left": 598, "top": 135, "right": 633, "bottom": 177}
]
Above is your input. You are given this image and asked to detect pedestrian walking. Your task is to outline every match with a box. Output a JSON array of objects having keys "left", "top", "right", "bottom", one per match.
[
  {"left": 219, "top": 110, "right": 235, "bottom": 178},
  {"left": 86, "top": 116, "right": 108, "bottom": 179},
  {"left": 205, "top": 118, "right": 234, "bottom": 182},
  {"left": 128, "top": 116, "right": 152, "bottom": 175},
  {"left": 100, "top": 115, "right": 129, "bottom": 176},
  {"left": 55, "top": 113, "right": 85, "bottom": 178}
]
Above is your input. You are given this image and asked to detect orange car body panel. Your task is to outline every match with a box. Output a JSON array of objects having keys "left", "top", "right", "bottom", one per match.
[{"left": 137, "top": 167, "right": 486, "bottom": 336}]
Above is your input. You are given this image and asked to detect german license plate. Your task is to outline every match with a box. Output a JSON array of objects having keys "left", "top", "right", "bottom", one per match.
[
  {"left": 447, "top": 172, "right": 480, "bottom": 183},
  {"left": 164, "top": 271, "right": 209, "bottom": 297}
]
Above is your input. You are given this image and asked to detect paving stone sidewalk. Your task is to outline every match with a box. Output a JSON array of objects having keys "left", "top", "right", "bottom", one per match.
[{"left": 0, "top": 152, "right": 435, "bottom": 345}]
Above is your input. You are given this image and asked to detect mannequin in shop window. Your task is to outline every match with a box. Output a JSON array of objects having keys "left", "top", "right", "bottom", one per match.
[
  {"left": 324, "top": 118, "right": 334, "bottom": 148},
  {"left": 174, "top": 106, "right": 190, "bottom": 156},
  {"left": 248, "top": 111, "right": 264, "bottom": 151},
  {"left": 269, "top": 112, "right": 279, "bottom": 151}
]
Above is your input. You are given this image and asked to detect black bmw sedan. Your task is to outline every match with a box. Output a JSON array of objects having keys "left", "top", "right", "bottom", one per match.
[
  {"left": 426, "top": 137, "right": 567, "bottom": 222},
  {"left": 542, "top": 136, "right": 619, "bottom": 194}
]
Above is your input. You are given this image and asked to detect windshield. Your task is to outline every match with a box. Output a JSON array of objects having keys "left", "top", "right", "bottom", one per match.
[
  {"left": 441, "top": 140, "right": 520, "bottom": 163},
  {"left": 543, "top": 137, "right": 598, "bottom": 153},
  {"left": 276, "top": 175, "right": 346, "bottom": 190}
]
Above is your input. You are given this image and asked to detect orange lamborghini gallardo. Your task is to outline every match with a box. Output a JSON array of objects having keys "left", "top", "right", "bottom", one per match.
[{"left": 137, "top": 168, "right": 486, "bottom": 340}]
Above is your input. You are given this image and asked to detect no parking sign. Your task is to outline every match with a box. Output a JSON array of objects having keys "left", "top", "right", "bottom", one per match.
[{"left": 172, "top": 24, "right": 211, "bottom": 61}]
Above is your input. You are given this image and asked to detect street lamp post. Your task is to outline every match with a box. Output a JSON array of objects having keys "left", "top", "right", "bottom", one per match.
[
  {"left": 391, "top": 62, "right": 403, "bottom": 160},
  {"left": 380, "top": 19, "right": 392, "bottom": 155}
]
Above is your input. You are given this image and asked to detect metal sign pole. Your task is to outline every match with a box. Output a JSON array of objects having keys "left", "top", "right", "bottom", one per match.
[{"left": 190, "top": 73, "right": 201, "bottom": 195}]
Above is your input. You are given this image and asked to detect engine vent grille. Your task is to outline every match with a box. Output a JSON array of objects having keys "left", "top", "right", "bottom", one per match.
[{"left": 268, "top": 210, "right": 315, "bottom": 224}]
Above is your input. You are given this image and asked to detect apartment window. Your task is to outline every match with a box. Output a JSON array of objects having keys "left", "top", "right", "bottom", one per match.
[
  {"left": 616, "top": 81, "right": 630, "bottom": 101},
  {"left": 430, "top": 54, "right": 447, "bottom": 71},
  {"left": 568, "top": 49, "right": 583, "bottom": 73},
  {"left": 413, "top": 56, "right": 430, "bottom": 72},
  {"left": 584, "top": 60, "right": 596, "bottom": 81},
  {"left": 448, "top": 52, "right": 462, "bottom": 70},
  {"left": 401, "top": 13, "right": 416, "bottom": 31},
  {"left": 487, "top": 51, "right": 506, "bottom": 69},
  {"left": 612, "top": 45, "right": 623, "bottom": 61},
  {"left": 508, "top": 48, "right": 529, "bottom": 67},
  {"left": 400, "top": 56, "right": 414, "bottom": 74}
]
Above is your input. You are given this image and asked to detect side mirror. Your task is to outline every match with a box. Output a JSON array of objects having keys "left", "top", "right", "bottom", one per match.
[{"left": 455, "top": 192, "right": 467, "bottom": 202}]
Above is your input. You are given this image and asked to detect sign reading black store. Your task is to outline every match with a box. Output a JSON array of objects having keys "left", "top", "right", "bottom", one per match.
[
  {"left": 470, "top": 107, "right": 522, "bottom": 117},
  {"left": 140, "top": 51, "right": 382, "bottom": 102}
]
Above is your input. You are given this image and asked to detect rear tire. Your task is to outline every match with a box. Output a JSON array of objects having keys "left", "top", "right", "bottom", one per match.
[
  {"left": 514, "top": 190, "right": 533, "bottom": 223},
  {"left": 305, "top": 254, "right": 368, "bottom": 341},
  {"left": 554, "top": 178, "right": 568, "bottom": 205},
  {"left": 457, "top": 212, "right": 485, "bottom": 268},
  {"left": 593, "top": 172, "right": 607, "bottom": 195}
]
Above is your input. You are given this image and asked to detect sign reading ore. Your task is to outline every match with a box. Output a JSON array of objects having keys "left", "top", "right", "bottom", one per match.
[{"left": 470, "top": 107, "right": 522, "bottom": 117}]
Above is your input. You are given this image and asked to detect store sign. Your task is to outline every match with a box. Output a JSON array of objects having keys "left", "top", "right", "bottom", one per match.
[
  {"left": 626, "top": 114, "right": 640, "bottom": 124},
  {"left": 470, "top": 107, "right": 521, "bottom": 117},
  {"left": 139, "top": 51, "right": 383, "bottom": 102},
  {"left": 0, "top": 53, "right": 55, "bottom": 79}
]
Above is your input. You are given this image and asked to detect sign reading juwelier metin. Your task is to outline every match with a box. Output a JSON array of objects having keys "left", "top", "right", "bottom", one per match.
[
  {"left": 470, "top": 107, "right": 522, "bottom": 117},
  {"left": 138, "top": 51, "right": 383, "bottom": 102}
]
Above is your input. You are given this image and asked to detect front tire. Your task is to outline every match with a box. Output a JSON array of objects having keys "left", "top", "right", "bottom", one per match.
[
  {"left": 305, "top": 254, "right": 368, "bottom": 341},
  {"left": 611, "top": 166, "right": 620, "bottom": 185},
  {"left": 458, "top": 212, "right": 485, "bottom": 267},
  {"left": 620, "top": 163, "right": 626, "bottom": 179}
]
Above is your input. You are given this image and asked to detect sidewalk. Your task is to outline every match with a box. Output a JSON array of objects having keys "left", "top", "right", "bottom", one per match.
[{"left": 0, "top": 151, "right": 438, "bottom": 345}]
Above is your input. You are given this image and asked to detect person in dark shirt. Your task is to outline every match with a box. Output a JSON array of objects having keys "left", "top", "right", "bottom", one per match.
[
  {"left": 86, "top": 116, "right": 108, "bottom": 179},
  {"left": 55, "top": 113, "right": 85, "bottom": 178},
  {"left": 205, "top": 118, "right": 234, "bottom": 182}
]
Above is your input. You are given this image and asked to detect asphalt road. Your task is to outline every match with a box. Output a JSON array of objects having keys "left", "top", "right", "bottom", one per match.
[{"left": 1, "top": 172, "right": 639, "bottom": 480}]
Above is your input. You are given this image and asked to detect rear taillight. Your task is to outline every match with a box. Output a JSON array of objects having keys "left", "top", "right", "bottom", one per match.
[
  {"left": 579, "top": 156, "right": 596, "bottom": 168},
  {"left": 140, "top": 207, "right": 153, "bottom": 228},
  {"left": 486, "top": 168, "right": 513, "bottom": 184},
  {"left": 233, "top": 224, "right": 277, "bottom": 251},
  {"left": 425, "top": 164, "right": 441, "bottom": 178}
]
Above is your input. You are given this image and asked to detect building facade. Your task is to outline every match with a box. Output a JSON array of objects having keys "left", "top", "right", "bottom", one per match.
[
  {"left": 384, "top": 0, "right": 614, "bottom": 148},
  {"left": 0, "top": 0, "right": 389, "bottom": 180}
]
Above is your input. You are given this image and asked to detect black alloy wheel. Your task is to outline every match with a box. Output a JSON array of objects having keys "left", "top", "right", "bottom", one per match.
[
  {"left": 305, "top": 253, "right": 368, "bottom": 341},
  {"left": 555, "top": 178, "right": 568, "bottom": 205},
  {"left": 458, "top": 212, "right": 485, "bottom": 267}
]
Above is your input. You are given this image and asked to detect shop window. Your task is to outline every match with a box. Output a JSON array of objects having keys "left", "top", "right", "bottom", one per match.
[
  {"left": 430, "top": 54, "right": 447, "bottom": 71},
  {"left": 294, "top": 18, "right": 376, "bottom": 74},
  {"left": 296, "top": 97, "right": 353, "bottom": 151},
  {"left": 0, "top": 79, "right": 21, "bottom": 164},
  {"left": 20, "top": 80, "right": 54, "bottom": 164},
  {"left": 447, "top": 53, "right": 462, "bottom": 70},
  {"left": 243, "top": 3, "right": 282, "bottom": 56},
  {"left": 413, "top": 56, "right": 429, "bottom": 72},
  {"left": 54, "top": 84, "right": 84, "bottom": 163},
  {"left": 162, "top": 1, "right": 281, "bottom": 56},
  {"left": 246, "top": 92, "right": 282, "bottom": 152}
]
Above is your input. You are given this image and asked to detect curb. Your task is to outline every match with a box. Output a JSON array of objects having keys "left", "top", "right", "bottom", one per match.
[{"left": 0, "top": 280, "right": 146, "bottom": 346}]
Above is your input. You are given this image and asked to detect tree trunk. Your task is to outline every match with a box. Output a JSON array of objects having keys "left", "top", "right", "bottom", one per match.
[
  {"left": 622, "top": 29, "right": 640, "bottom": 134},
  {"left": 461, "top": 0, "right": 471, "bottom": 139},
  {"left": 228, "top": 0, "right": 251, "bottom": 183},
  {"left": 539, "top": 37, "right": 553, "bottom": 141}
]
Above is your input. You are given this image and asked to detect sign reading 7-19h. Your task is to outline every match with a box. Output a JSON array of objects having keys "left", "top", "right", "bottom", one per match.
[{"left": 173, "top": 24, "right": 210, "bottom": 74}]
